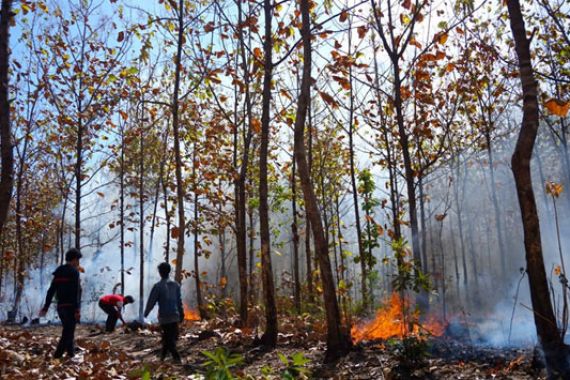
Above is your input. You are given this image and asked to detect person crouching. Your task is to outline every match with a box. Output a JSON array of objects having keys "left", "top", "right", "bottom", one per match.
[{"left": 98, "top": 294, "right": 134, "bottom": 332}]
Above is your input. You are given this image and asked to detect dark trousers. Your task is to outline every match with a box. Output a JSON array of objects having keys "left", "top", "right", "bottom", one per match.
[
  {"left": 98, "top": 301, "right": 118, "bottom": 332},
  {"left": 55, "top": 306, "right": 76, "bottom": 358},
  {"left": 161, "top": 322, "right": 180, "bottom": 361}
]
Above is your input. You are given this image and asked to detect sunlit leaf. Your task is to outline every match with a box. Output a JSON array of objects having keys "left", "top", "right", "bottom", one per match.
[{"left": 544, "top": 99, "right": 570, "bottom": 117}]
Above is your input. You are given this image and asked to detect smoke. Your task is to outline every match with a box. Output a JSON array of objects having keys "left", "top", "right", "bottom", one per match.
[{"left": 419, "top": 129, "right": 570, "bottom": 347}]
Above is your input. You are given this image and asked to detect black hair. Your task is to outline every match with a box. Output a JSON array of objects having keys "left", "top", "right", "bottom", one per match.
[
  {"left": 65, "top": 248, "right": 82, "bottom": 262},
  {"left": 124, "top": 295, "right": 134, "bottom": 304},
  {"left": 158, "top": 262, "right": 171, "bottom": 279}
]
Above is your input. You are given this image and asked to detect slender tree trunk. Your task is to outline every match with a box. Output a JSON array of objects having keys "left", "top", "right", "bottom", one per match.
[
  {"left": 0, "top": 0, "right": 14, "bottom": 238},
  {"left": 192, "top": 145, "right": 204, "bottom": 318},
  {"left": 234, "top": 0, "right": 255, "bottom": 324},
  {"left": 418, "top": 177, "right": 428, "bottom": 273},
  {"left": 507, "top": 0, "right": 569, "bottom": 375},
  {"left": 162, "top": 174, "right": 171, "bottom": 261},
  {"left": 294, "top": 0, "right": 350, "bottom": 361},
  {"left": 248, "top": 202, "right": 255, "bottom": 305},
  {"left": 291, "top": 157, "right": 301, "bottom": 314},
  {"left": 454, "top": 157, "right": 469, "bottom": 290},
  {"left": 173, "top": 0, "right": 186, "bottom": 283},
  {"left": 335, "top": 195, "right": 348, "bottom": 323},
  {"left": 347, "top": 15, "right": 367, "bottom": 309},
  {"left": 139, "top": 117, "right": 145, "bottom": 321},
  {"left": 485, "top": 132, "right": 508, "bottom": 277},
  {"left": 258, "top": 0, "right": 278, "bottom": 346},
  {"left": 120, "top": 123, "right": 125, "bottom": 294}
]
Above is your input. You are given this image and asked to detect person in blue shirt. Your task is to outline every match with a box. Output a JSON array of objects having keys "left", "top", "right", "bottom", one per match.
[
  {"left": 144, "top": 262, "right": 183, "bottom": 363},
  {"left": 39, "top": 248, "right": 82, "bottom": 359}
]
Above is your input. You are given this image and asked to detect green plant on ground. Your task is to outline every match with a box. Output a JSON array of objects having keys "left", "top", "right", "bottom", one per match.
[
  {"left": 201, "top": 347, "right": 244, "bottom": 380},
  {"left": 277, "top": 352, "right": 311, "bottom": 380}
]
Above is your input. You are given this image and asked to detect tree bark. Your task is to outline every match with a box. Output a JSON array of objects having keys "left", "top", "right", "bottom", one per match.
[
  {"left": 294, "top": 0, "right": 350, "bottom": 361},
  {"left": 173, "top": 0, "right": 186, "bottom": 283},
  {"left": 507, "top": 0, "right": 569, "bottom": 376},
  {"left": 258, "top": 0, "right": 278, "bottom": 347},
  {"left": 292, "top": 157, "right": 301, "bottom": 313},
  {"left": 0, "top": 0, "right": 14, "bottom": 238}
]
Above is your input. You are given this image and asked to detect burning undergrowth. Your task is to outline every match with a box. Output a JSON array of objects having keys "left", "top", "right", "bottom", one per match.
[{"left": 351, "top": 293, "right": 447, "bottom": 343}]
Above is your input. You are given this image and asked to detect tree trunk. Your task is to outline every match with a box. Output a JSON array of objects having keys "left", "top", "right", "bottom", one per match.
[
  {"left": 234, "top": 0, "right": 255, "bottom": 324},
  {"left": 192, "top": 145, "right": 204, "bottom": 318},
  {"left": 485, "top": 132, "right": 508, "bottom": 277},
  {"left": 120, "top": 122, "right": 125, "bottom": 294},
  {"left": 258, "top": 0, "right": 278, "bottom": 346},
  {"left": 291, "top": 157, "right": 301, "bottom": 313},
  {"left": 173, "top": 0, "right": 186, "bottom": 283},
  {"left": 139, "top": 117, "right": 145, "bottom": 321},
  {"left": 347, "top": 15, "right": 367, "bottom": 309},
  {"left": 507, "top": 0, "right": 570, "bottom": 376},
  {"left": 0, "top": 0, "right": 13, "bottom": 237},
  {"left": 294, "top": 0, "right": 350, "bottom": 361}
]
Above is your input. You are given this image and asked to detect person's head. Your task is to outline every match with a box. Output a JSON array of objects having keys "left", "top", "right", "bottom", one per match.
[
  {"left": 65, "top": 248, "right": 82, "bottom": 268},
  {"left": 157, "top": 262, "right": 171, "bottom": 279},
  {"left": 124, "top": 295, "right": 134, "bottom": 305}
]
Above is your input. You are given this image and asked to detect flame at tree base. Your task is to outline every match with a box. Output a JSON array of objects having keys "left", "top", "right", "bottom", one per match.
[
  {"left": 183, "top": 304, "right": 200, "bottom": 321},
  {"left": 351, "top": 293, "right": 445, "bottom": 343}
]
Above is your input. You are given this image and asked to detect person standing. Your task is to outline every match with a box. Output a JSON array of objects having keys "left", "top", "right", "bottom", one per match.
[
  {"left": 144, "top": 262, "right": 183, "bottom": 363},
  {"left": 98, "top": 294, "right": 134, "bottom": 332},
  {"left": 39, "top": 248, "right": 82, "bottom": 359}
]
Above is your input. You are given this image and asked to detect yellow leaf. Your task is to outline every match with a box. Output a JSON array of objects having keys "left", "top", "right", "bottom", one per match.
[
  {"left": 545, "top": 181, "right": 564, "bottom": 198},
  {"left": 544, "top": 99, "right": 570, "bottom": 117}
]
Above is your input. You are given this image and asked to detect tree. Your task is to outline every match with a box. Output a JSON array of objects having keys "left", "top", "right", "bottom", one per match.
[
  {"left": 507, "top": 0, "right": 570, "bottom": 376},
  {"left": 294, "top": 0, "right": 351, "bottom": 362}
]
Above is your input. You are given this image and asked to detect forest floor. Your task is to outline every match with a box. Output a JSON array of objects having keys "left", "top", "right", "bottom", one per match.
[{"left": 0, "top": 318, "right": 547, "bottom": 379}]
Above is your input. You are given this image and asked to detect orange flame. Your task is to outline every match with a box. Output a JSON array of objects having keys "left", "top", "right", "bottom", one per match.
[
  {"left": 183, "top": 304, "right": 200, "bottom": 321},
  {"left": 351, "top": 293, "right": 445, "bottom": 343}
]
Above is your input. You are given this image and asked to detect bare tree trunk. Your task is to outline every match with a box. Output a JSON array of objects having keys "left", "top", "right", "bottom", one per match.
[
  {"left": 507, "top": 0, "right": 569, "bottom": 375},
  {"left": 162, "top": 174, "right": 171, "bottom": 261},
  {"left": 294, "top": 0, "right": 350, "bottom": 361},
  {"left": 192, "top": 145, "right": 204, "bottom": 318},
  {"left": 291, "top": 157, "right": 301, "bottom": 313},
  {"left": 258, "top": 0, "right": 278, "bottom": 346},
  {"left": 347, "top": 14, "right": 367, "bottom": 309},
  {"left": 485, "top": 132, "right": 508, "bottom": 277},
  {"left": 173, "top": 0, "right": 186, "bottom": 283},
  {"left": 0, "top": 0, "right": 13, "bottom": 237},
  {"left": 335, "top": 194, "right": 349, "bottom": 323},
  {"left": 234, "top": 0, "right": 255, "bottom": 324},
  {"left": 119, "top": 121, "right": 126, "bottom": 294},
  {"left": 139, "top": 114, "right": 145, "bottom": 321}
]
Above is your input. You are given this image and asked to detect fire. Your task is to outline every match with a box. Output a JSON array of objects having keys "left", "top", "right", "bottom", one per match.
[
  {"left": 183, "top": 304, "right": 200, "bottom": 321},
  {"left": 351, "top": 293, "right": 445, "bottom": 343}
]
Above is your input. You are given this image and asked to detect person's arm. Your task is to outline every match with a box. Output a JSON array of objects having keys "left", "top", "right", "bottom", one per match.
[
  {"left": 143, "top": 285, "right": 158, "bottom": 318},
  {"left": 39, "top": 275, "right": 57, "bottom": 316},
  {"left": 176, "top": 283, "right": 183, "bottom": 323},
  {"left": 117, "top": 308, "right": 126, "bottom": 324}
]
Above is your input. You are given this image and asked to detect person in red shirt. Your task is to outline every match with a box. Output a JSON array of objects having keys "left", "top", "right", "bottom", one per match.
[{"left": 98, "top": 294, "right": 134, "bottom": 332}]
